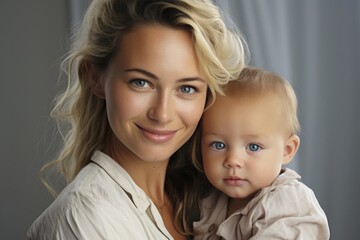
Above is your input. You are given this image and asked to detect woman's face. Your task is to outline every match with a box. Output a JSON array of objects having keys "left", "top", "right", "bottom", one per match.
[{"left": 100, "top": 24, "right": 207, "bottom": 164}]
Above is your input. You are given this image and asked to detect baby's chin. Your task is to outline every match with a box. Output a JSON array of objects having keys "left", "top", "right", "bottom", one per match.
[{"left": 225, "top": 189, "right": 260, "bottom": 200}]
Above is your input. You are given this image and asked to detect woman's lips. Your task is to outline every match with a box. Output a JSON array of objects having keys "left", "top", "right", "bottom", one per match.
[{"left": 137, "top": 125, "right": 177, "bottom": 144}]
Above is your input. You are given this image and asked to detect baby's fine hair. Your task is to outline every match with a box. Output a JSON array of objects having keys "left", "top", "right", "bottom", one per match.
[{"left": 224, "top": 67, "right": 300, "bottom": 135}]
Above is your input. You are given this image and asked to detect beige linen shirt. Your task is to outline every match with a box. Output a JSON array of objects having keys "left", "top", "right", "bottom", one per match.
[
  {"left": 27, "top": 151, "right": 173, "bottom": 240},
  {"left": 193, "top": 168, "right": 330, "bottom": 240}
]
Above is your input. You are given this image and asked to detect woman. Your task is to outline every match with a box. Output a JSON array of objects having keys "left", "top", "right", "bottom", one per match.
[{"left": 27, "top": 0, "right": 247, "bottom": 239}]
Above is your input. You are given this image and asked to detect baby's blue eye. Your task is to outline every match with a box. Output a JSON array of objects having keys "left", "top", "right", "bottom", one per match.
[
  {"left": 246, "top": 143, "right": 261, "bottom": 152},
  {"left": 210, "top": 142, "right": 226, "bottom": 150},
  {"left": 247, "top": 143, "right": 261, "bottom": 152},
  {"left": 180, "top": 86, "right": 196, "bottom": 94}
]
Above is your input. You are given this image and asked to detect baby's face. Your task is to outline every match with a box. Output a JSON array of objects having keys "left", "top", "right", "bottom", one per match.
[{"left": 201, "top": 93, "right": 290, "bottom": 199}]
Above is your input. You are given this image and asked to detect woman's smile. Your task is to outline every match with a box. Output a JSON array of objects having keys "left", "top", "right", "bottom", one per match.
[{"left": 136, "top": 124, "right": 178, "bottom": 144}]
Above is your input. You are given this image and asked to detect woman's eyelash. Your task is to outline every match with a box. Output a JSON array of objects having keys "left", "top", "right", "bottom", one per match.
[
  {"left": 129, "top": 79, "right": 151, "bottom": 88},
  {"left": 180, "top": 85, "right": 197, "bottom": 94}
]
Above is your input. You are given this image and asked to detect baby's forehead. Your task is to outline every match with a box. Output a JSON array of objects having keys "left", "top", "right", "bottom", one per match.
[
  {"left": 208, "top": 91, "right": 289, "bottom": 122},
  {"left": 202, "top": 97, "right": 290, "bottom": 137},
  {"left": 219, "top": 87, "right": 281, "bottom": 106},
  {"left": 206, "top": 91, "right": 282, "bottom": 122}
]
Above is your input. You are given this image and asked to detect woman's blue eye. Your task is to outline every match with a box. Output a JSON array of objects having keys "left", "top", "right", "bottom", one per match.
[
  {"left": 210, "top": 142, "right": 226, "bottom": 150},
  {"left": 247, "top": 143, "right": 261, "bottom": 152},
  {"left": 131, "top": 79, "right": 148, "bottom": 88},
  {"left": 180, "top": 85, "right": 196, "bottom": 94}
]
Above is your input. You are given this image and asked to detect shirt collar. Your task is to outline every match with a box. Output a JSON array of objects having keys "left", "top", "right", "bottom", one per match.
[
  {"left": 90, "top": 150, "right": 152, "bottom": 213},
  {"left": 237, "top": 168, "right": 301, "bottom": 215}
]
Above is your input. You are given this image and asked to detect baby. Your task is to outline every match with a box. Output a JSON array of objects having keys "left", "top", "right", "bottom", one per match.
[{"left": 193, "top": 67, "right": 330, "bottom": 239}]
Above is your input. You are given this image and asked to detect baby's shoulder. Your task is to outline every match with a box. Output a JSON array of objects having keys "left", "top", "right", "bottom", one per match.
[{"left": 258, "top": 175, "right": 319, "bottom": 216}]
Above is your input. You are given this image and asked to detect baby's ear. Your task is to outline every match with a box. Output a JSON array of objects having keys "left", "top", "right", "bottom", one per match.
[
  {"left": 282, "top": 134, "right": 300, "bottom": 165},
  {"left": 85, "top": 62, "right": 105, "bottom": 99}
]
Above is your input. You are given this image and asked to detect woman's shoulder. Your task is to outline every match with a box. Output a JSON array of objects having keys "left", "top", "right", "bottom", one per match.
[
  {"left": 43, "top": 159, "right": 131, "bottom": 213},
  {"left": 26, "top": 162, "right": 137, "bottom": 239}
]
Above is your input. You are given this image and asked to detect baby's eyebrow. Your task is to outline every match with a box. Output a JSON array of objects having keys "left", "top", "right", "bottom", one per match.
[{"left": 243, "top": 134, "right": 268, "bottom": 141}]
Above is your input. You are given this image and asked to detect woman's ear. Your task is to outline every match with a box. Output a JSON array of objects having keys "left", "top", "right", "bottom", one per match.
[
  {"left": 85, "top": 62, "right": 105, "bottom": 99},
  {"left": 282, "top": 134, "right": 300, "bottom": 165}
]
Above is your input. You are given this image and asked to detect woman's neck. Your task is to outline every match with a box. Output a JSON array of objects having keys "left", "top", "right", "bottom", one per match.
[
  {"left": 103, "top": 133, "right": 169, "bottom": 204},
  {"left": 103, "top": 136, "right": 185, "bottom": 239}
]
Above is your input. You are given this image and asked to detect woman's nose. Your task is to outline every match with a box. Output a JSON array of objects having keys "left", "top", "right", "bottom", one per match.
[{"left": 147, "top": 91, "right": 173, "bottom": 124}]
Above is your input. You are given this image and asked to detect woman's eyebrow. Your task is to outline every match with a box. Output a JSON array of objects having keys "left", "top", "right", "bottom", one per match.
[
  {"left": 178, "top": 77, "right": 206, "bottom": 83},
  {"left": 124, "top": 68, "right": 205, "bottom": 83},
  {"left": 123, "top": 68, "right": 158, "bottom": 80}
]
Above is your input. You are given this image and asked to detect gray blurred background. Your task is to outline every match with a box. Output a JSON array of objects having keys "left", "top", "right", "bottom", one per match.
[{"left": 1, "top": 0, "right": 359, "bottom": 239}]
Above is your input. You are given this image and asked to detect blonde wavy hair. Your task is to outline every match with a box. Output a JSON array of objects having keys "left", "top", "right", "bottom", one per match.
[{"left": 43, "top": 0, "right": 247, "bottom": 237}]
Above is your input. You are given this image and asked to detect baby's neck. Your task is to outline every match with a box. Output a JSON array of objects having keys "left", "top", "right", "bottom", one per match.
[{"left": 226, "top": 191, "right": 258, "bottom": 218}]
